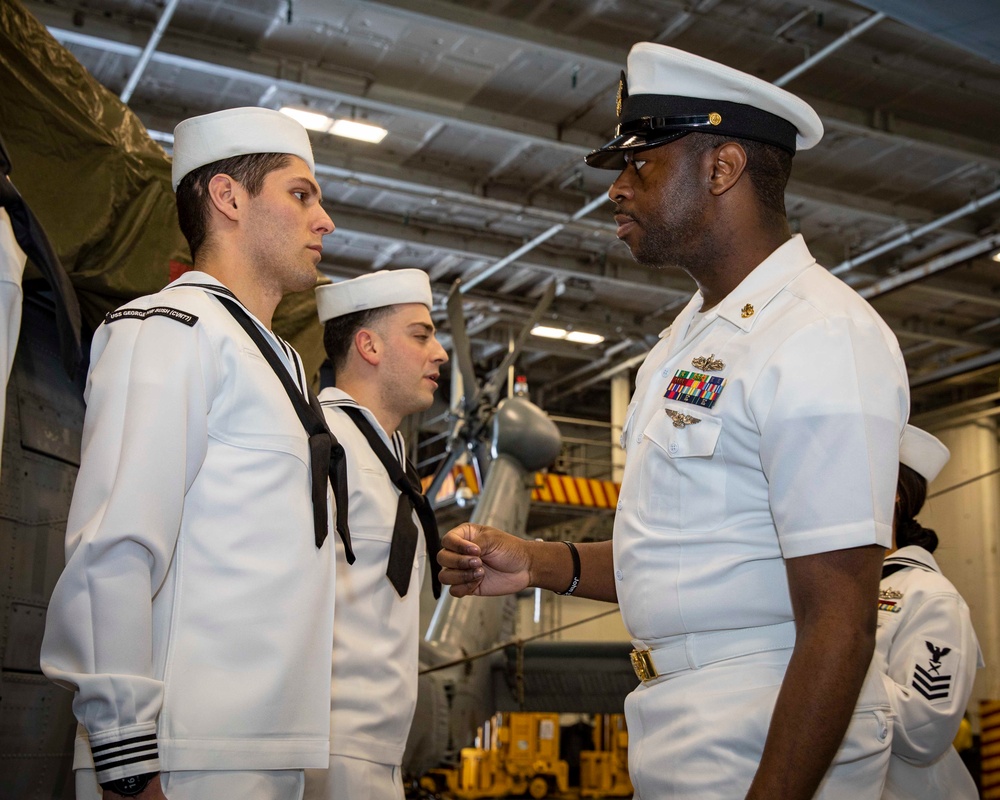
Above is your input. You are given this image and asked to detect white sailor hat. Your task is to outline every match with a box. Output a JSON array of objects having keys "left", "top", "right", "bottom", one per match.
[
  {"left": 316, "top": 269, "right": 433, "bottom": 324},
  {"left": 899, "top": 425, "right": 950, "bottom": 483},
  {"left": 171, "top": 107, "right": 315, "bottom": 190},
  {"left": 586, "top": 42, "right": 824, "bottom": 170}
]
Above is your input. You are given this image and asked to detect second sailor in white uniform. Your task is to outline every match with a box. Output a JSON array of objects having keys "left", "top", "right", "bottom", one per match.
[
  {"left": 875, "top": 425, "right": 983, "bottom": 800},
  {"left": 305, "top": 269, "right": 447, "bottom": 800}
]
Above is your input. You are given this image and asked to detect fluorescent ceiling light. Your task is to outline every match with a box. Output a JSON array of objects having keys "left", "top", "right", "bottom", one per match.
[
  {"left": 279, "top": 107, "right": 387, "bottom": 143},
  {"left": 531, "top": 325, "right": 568, "bottom": 339},
  {"left": 330, "top": 119, "right": 387, "bottom": 143},
  {"left": 565, "top": 331, "right": 605, "bottom": 345},
  {"left": 531, "top": 325, "right": 604, "bottom": 345},
  {"left": 279, "top": 107, "right": 333, "bottom": 132},
  {"left": 992, "top": 250, "right": 1000, "bottom": 263}
]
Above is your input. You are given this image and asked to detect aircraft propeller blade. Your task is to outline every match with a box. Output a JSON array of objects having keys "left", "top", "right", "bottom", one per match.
[
  {"left": 480, "top": 280, "right": 556, "bottom": 405},
  {"left": 446, "top": 279, "right": 480, "bottom": 414}
]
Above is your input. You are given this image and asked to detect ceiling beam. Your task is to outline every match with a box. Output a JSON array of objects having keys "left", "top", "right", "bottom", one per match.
[
  {"left": 32, "top": 1, "right": 1000, "bottom": 172},
  {"left": 320, "top": 203, "right": 694, "bottom": 299},
  {"left": 905, "top": 280, "right": 1000, "bottom": 311},
  {"left": 890, "top": 318, "right": 997, "bottom": 349}
]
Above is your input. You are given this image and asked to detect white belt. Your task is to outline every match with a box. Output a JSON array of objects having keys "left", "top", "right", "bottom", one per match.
[{"left": 630, "top": 620, "right": 797, "bottom": 683}]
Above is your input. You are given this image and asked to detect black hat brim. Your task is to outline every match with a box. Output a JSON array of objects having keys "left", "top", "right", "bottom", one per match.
[{"left": 584, "top": 130, "right": 690, "bottom": 170}]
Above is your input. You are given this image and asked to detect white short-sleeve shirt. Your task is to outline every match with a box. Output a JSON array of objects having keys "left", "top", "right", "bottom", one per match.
[{"left": 614, "top": 235, "right": 909, "bottom": 643}]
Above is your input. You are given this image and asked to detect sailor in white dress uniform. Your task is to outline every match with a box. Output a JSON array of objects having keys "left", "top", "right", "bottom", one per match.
[
  {"left": 41, "top": 108, "right": 343, "bottom": 800},
  {"left": 875, "top": 425, "right": 983, "bottom": 800},
  {"left": 304, "top": 269, "right": 447, "bottom": 800}
]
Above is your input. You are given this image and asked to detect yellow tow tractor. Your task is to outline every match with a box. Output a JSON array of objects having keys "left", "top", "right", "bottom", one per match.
[
  {"left": 579, "top": 714, "right": 633, "bottom": 797},
  {"left": 421, "top": 711, "right": 571, "bottom": 799}
]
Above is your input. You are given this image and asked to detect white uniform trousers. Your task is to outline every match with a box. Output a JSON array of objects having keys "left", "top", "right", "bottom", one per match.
[
  {"left": 625, "top": 649, "right": 893, "bottom": 799},
  {"left": 303, "top": 755, "right": 403, "bottom": 800},
  {"left": 76, "top": 768, "right": 305, "bottom": 799}
]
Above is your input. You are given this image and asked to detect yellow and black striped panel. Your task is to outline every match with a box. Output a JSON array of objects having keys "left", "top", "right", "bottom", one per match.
[{"left": 425, "top": 467, "right": 619, "bottom": 510}]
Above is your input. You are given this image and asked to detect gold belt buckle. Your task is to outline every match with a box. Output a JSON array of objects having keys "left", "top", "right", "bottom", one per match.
[{"left": 630, "top": 648, "right": 658, "bottom": 682}]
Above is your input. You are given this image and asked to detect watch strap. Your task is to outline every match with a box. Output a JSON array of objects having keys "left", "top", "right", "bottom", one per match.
[{"left": 100, "top": 771, "right": 158, "bottom": 796}]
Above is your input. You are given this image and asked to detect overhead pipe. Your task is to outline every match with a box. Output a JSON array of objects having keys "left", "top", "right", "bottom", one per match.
[
  {"left": 459, "top": 193, "right": 610, "bottom": 293},
  {"left": 548, "top": 352, "right": 649, "bottom": 403},
  {"left": 119, "top": 0, "right": 182, "bottom": 104},
  {"left": 773, "top": 12, "right": 886, "bottom": 87},
  {"left": 833, "top": 188, "right": 1000, "bottom": 276},
  {"left": 860, "top": 233, "right": 1000, "bottom": 299}
]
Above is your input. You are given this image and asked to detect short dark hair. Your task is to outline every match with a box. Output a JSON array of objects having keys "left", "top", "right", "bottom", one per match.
[
  {"left": 175, "top": 152, "right": 292, "bottom": 259},
  {"left": 895, "top": 462, "right": 939, "bottom": 553},
  {"left": 687, "top": 133, "right": 793, "bottom": 218},
  {"left": 322, "top": 305, "right": 395, "bottom": 379}
]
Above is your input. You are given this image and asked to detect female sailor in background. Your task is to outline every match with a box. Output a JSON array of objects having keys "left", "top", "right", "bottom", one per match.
[{"left": 876, "top": 424, "right": 984, "bottom": 800}]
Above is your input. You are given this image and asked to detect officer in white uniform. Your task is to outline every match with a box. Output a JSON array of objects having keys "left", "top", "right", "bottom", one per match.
[
  {"left": 875, "top": 425, "right": 983, "bottom": 800},
  {"left": 304, "top": 269, "right": 447, "bottom": 800},
  {"left": 41, "top": 108, "right": 343, "bottom": 800},
  {"left": 437, "top": 43, "right": 909, "bottom": 800}
]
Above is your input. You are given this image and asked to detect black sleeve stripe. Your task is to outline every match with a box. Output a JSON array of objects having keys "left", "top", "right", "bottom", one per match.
[
  {"left": 93, "top": 743, "right": 159, "bottom": 765},
  {"left": 95, "top": 751, "right": 160, "bottom": 772},
  {"left": 93, "top": 742, "right": 159, "bottom": 761},
  {"left": 90, "top": 733, "right": 158, "bottom": 754}
]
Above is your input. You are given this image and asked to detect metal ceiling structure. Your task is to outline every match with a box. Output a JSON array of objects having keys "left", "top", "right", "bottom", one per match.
[{"left": 21, "top": 0, "right": 1000, "bottom": 428}]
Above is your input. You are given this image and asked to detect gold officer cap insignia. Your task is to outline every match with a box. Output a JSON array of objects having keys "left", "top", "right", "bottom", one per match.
[
  {"left": 691, "top": 354, "right": 725, "bottom": 371},
  {"left": 741, "top": 303, "right": 755, "bottom": 318},
  {"left": 616, "top": 70, "right": 627, "bottom": 117},
  {"left": 665, "top": 409, "right": 701, "bottom": 429},
  {"left": 709, "top": 112, "right": 722, "bottom": 126}
]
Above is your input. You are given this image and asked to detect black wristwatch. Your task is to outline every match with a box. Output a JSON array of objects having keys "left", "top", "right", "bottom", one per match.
[{"left": 100, "top": 772, "right": 158, "bottom": 797}]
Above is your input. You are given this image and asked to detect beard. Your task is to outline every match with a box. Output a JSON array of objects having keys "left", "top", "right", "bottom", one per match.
[{"left": 616, "top": 197, "right": 709, "bottom": 272}]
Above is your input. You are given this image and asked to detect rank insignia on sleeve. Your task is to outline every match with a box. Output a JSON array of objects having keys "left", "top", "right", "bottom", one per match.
[
  {"left": 105, "top": 306, "right": 199, "bottom": 327},
  {"left": 691, "top": 354, "right": 725, "bottom": 371},
  {"left": 913, "top": 640, "right": 953, "bottom": 702},
  {"left": 665, "top": 370, "right": 726, "bottom": 409}
]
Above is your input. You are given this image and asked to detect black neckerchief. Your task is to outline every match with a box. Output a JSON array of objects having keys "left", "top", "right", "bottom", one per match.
[
  {"left": 213, "top": 293, "right": 353, "bottom": 559},
  {"left": 338, "top": 404, "right": 440, "bottom": 598}
]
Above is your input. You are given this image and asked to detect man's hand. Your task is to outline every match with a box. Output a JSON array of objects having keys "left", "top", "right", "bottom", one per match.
[
  {"left": 104, "top": 774, "right": 166, "bottom": 800},
  {"left": 437, "top": 523, "right": 532, "bottom": 597},
  {"left": 438, "top": 525, "right": 618, "bottom": 602}
]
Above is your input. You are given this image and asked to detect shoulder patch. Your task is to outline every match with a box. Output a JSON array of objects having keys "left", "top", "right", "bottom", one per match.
[
  {"left": 105, "top": 306, "right": 199, "bottom": 327},
  {"left": 913, "top": 640, "right": 955, "bottom": 702}
]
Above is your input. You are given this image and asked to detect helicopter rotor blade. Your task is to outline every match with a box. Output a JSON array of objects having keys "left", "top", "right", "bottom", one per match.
[
  {"left": 446, "top": 279, "right": 480, "bottom": 413},
  {"left": 480, "top": 280, "right": 557, "bottom": 405}
]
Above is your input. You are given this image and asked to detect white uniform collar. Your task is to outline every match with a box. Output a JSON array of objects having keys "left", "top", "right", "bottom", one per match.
[
  {"left": 660, "top": 234, "right": 817, "bottom": 345},
  {"left": 883, "top": 544, "right": 942, "bottom": 575},
  {"left": 317, "top": 386, "right": 405, "bottom": 464},
  {"left": 714, "top": 234, "right": 817, "bottom": 331},
  {"left": 168, "top": 270, "right": 304, "bottom": 391}
]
